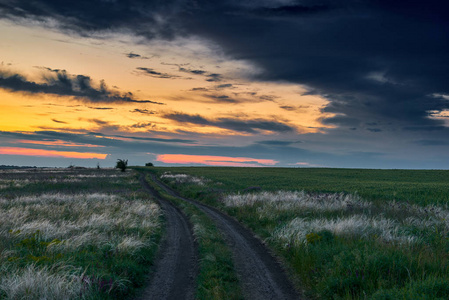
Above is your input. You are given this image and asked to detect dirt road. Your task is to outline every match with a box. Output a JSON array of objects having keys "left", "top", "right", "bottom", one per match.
[
  {"left": 137, "top": 175, "right": 198, "bottom": 300},
  {"left": 148, "top": 174, "right": 301, "bottom": 300}
]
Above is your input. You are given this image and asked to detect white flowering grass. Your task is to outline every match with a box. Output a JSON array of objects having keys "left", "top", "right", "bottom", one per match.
[
  {"left": 161, "top": 169, "right": 449, "bottom": 298},
  {"left": 0, "top": 168, "right": 135, "bottom": 189},
  {"left": 274, "top": 215, "right": 418, "bottom": 246},
  {"left": 223, "top": 190, "right": 371, "bottom": 213},
  {"left": 161, "top": 173, "right": 210, "bottom": 186},
  {"left": 116, "top": 236, "right": 149, "bottom": 254},
  {"left": 222, "top": 190, "right": 447, "bottom": 246},
  {"left": 0, "top": 193, "right": 161, "bottom": 251},
  {"left": 68, "top": 174, "right": 122, "bottom": 178},
  {"left": 0, "top": 188, "right": 161, "bottom": 298},
  {"left": 0, "top": 179, "right": 31, "bottom": 189},
  {"left": 386, "top": 200, "right": 449, "bottom": 230},
  {"left": 0, "top": 265, "right": 87, "bottom": 300}
]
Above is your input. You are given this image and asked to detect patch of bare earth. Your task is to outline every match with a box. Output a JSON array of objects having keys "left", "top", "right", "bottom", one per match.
[
  {"left": 137, "top": 175, "right": 198, "bottom": 300},
  {"left": 149, "top": 174, "right": 301, "bottom": 300}
]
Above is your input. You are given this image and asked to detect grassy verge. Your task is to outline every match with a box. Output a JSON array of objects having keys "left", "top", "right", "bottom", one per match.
[
  {"left": 144, "top": 167, "right": 449, "bottom": 206},
  {"left": 0, "top": 169, "right": 163, "bottom": 299},
  {"left": 144, "top": 173, "right": 243, "bottom": 300},
  {"left": 149, "top": 167, "right": 449, "bottom": 299}
]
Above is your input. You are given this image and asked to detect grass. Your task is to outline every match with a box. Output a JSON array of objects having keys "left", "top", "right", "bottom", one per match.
[
  {"left": 147, "top": 167, "right": 449, "bottom": 299},
  {"left": 0, "top": 168, "right": 162, "bottom": 299},
  {"left": 144, "top": 173, "right": 243, "bottom": 300},
  {"left": 147, "top": 167, "right": 449, "bottom": 206}
]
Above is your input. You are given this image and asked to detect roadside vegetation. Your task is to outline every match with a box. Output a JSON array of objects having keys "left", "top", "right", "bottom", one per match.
[
  {"left": 150, "top": 167, "right": 449, "bottom": 206},
  {"left": 144, "top": 174, "right": 243, "bottom": 300},
  {"left": 116, "top": 159, "right": 128, "bottom": 172},
  {"left": 149, "top": 167, "right": 449, "bottom": 299},
  {"left": 0, "top": 168, "right": 162, "bottom": 299}
]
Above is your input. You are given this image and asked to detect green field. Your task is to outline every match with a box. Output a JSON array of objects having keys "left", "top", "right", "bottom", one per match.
[
  {"left": 145, "top": 175, "right": 243, "bottom": 300},
  {"left": 148, "top": 167, "right": 449, "bottom": 206},
  {"left": 149, "top": 167, "right": 449, "bottom": 300},
  {"left": 3, "top": 166, "right": 449, "bottom": 299},
  {"left": 0, "top": 169, "right": 162, "bottom": 299}
]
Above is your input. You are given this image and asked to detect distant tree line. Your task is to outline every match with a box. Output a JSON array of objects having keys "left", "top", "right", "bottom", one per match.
[
  {"left": 116, "top": 159, "right": 128, "bottom": 172},
  {"left": 0, "top": 165, "right": 37, "bottom": 169}
]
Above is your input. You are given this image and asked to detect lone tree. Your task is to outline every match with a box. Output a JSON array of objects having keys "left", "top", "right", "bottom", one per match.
[
  {"left": 116, "top": 159, "right": 128, "bottom": 172},
  {"left": 145, "top": 162, "right": 154, "bottom": 167}
]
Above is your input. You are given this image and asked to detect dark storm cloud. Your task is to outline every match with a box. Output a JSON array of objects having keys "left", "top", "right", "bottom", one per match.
[
  {"left": 2, "top": 0, "right": 449, "bottom": 168},
  {"left": 129, "top": 122, "right": 155, "bottom": 129},
  {"left": 88, "top": 119, "right": 110, "bottom": 126},
  {"left": 206, "top": 74, "right": 222, "bottom": 82},
  {"left": 205, "top": 94, "right": 238, "bottom": 103},
  {"left": 255, "top": 140, "right": 301, "bottom": 146},
  {"left": 88, "top": 107, "right": 114, "bottom": 110},
  {"left": 179, "top": 68, "right": 207, "bottom": 75},
  {"left": 164, "top": 112, "right": 294, "bottom": 133},
  {"left": 2, "top": 129, "right": 449, "bottom": 168},
  {"left": 131, "top": 109, "right": 155, "bottom": 115},
  {"left": 51, "top": 119, "right": 67, "bottom": 124},
  {"left": 414, "top": 140, "right": 449, "bottom": 146},
  {"left": 176, "top": 0, "right": 449, "bottom": 131},
  {"left": 279, "top": 105, "right": 310, "bottom": 112},
  {"left": 106, "top": 134, "right": 197, "bottom": 144},
  {"left": 2, "top": 1, "right": 447, "bottom": 133},
  {"left": 190, "top": 87, "right": 209, "bottom": 92},
  {"left": 0, "top": 69, "right": 164, "bottom": 104},
  {"left": 252, "top": 4, "right": 331, "bottom": 17},
  {"left": 126, "top": 52, "right": 149, "bottom": 59},
  {"left": 136, "top": 67, "right": 178, "bottom": 79},
  {"left": 279, "top": 105, "right": 295, "bottom": 111},
  {"left": 403, "top": 126, "right": 447, "bottom": 132},
  {"left": 0, "top": 130, "right": 196, "bottom": 145},
  {"left": 320, "top": 115, "right": 361, "bottom": 127},
  {"left": 189, "top": 84, "right": 232, "bottom": 93},
  {"left": 179, "top": 68, "right": 223, "bottom": 82},
  {"left": 216, "top": 84, "right": 233, "bottom": 89},
  {"left": 0, "top": 0, "right": 181, "bottom": 39},
  {"left": 1, "top": 130, "right": 306, "bottom": 165}
]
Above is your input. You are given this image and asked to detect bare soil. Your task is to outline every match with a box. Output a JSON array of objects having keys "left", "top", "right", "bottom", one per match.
[
  {"left": 137, "top": 175, "right": 198, "bottom": 300},
  {"left": 149, "top": 174, "right": 301, "bottom": 300}
]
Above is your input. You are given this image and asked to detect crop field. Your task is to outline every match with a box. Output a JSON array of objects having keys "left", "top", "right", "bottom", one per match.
[
  {"left": 4, "top": 166, "right": 449, "bottom": 299},
  {"left": 149, "top": 167, "right": 449, "bottom": 299},
  {"left": 149, "top": 167, "right": 449, "bottom": 206},
  {"left": 0, "top": 168, "right": 162, "bottom": 299}
]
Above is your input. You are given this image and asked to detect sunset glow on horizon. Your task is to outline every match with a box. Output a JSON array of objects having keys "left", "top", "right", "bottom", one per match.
[
  {"left": 156, "top": 154, "right": 279, "bottom": 167},
  {"left": 0, "top": 2, "right": 448, "bottom": 168},
  {"left": 0, "top": 147, "right": 107, "bottom": 159},
  {"left": 17, "top": 140, "right": 105, "bottom": 148}
]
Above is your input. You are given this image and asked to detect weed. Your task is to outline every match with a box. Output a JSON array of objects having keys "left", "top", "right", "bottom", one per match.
[
  {"left": 0, "top": 169, "right": 162, "bottom": 299},
  {"left": 150, "top": 167, "right": 449, "bottom": 299}
]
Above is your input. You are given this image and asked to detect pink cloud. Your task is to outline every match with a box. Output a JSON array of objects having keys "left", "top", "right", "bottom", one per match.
[
  {"left": 156, "top": 154, "right": 278, "bottom": 167},
  {"left": 0, "top": 147, "right": 107, "bottom": 159}
]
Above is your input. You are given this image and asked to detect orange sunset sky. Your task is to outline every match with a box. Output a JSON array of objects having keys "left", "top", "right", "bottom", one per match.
[{"left": 0, "top": 1, "right": 448, "bottom": 168}]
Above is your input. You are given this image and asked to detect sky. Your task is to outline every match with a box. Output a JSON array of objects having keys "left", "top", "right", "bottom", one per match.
[{"left": 0, "top": 0, "right": 448, "bottom": 168}]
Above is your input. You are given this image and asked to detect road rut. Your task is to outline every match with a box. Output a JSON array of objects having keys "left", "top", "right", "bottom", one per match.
[
  {"left": 137, "top": 175, "right": 197, "bottom": 300},
  {"left": 148, "top": 174, "right": 301, "bottom": 300}
]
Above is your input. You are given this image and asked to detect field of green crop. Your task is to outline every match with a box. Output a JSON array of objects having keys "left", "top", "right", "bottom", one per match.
[
  {"left": 0, "top": 168, "right": 162, "bottom": 299},
  {"left": 149, "top": 167, "right": 449, "bottom": 299},
  {"left": 148, "top": 167, "right": 449, "bottom": 206}
]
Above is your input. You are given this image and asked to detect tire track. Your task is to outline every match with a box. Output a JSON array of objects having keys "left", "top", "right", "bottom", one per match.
[
  {"left": 148, "top": 174, "right": 301, "bottom": 300},
  {"left": 137, "top": 174, "right": 198, "bottom": 300}
]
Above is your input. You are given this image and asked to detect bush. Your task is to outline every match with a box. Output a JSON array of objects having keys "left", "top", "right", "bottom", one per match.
[
  {"left": 371, "top": 278, "right": 449, "bottom": 300},
  {"left": 145, "top": 162, "right": 154, "bottom": 167},
  {"left": 116, "top": 159, "right": 128, "bottom": 172}
]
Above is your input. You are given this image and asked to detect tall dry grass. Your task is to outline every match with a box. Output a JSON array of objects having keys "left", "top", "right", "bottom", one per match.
[{"left": 0, "top": 169, "right": 161, "bottom": 299}]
